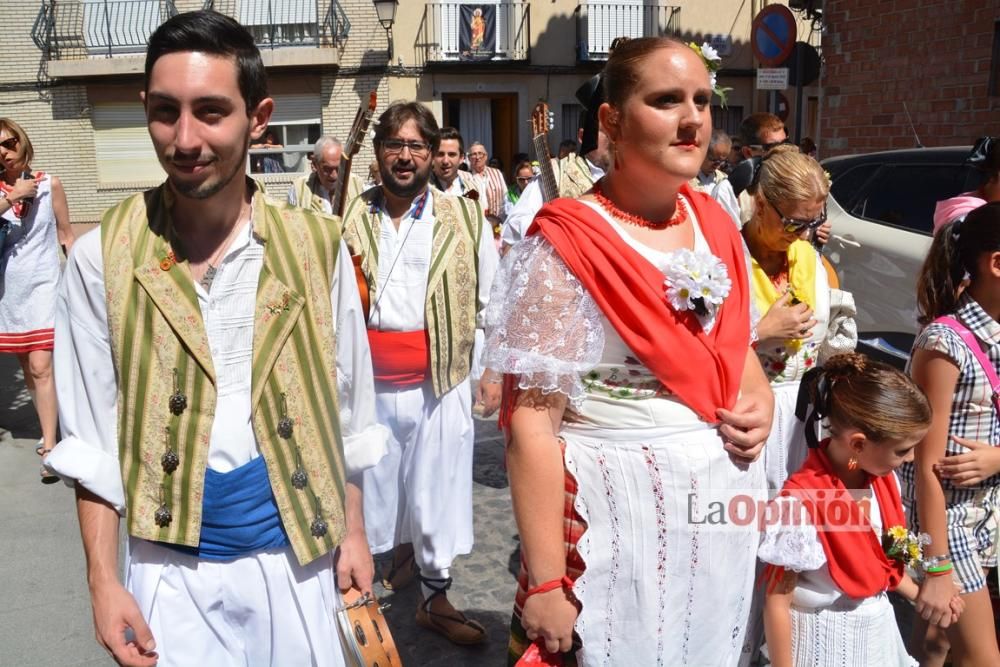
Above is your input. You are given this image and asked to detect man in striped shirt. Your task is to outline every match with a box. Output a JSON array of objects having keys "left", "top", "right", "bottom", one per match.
[{"left": 467, "top": 141, "right": 508, "bottom": 227}]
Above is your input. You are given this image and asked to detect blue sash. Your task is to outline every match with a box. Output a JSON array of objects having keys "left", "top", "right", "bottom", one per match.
[{"left": 162, "top": 456, "right": 289, "bottom": 561}]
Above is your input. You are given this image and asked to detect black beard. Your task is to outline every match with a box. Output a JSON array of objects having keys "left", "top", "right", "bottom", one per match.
[{"left": 381, "top": 162, "right": 431, "bottom": 199}]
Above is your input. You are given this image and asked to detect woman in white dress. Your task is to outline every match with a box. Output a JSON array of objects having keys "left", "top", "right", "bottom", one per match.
[
  {"left": 759, "top": 353, "right": 946, "bottom": 667},
  {"left": 0, "top": 118, "right": 73, "bottom": 480},
  {"left": 484, "top": 37, "right": 774, "bottom": 666}
]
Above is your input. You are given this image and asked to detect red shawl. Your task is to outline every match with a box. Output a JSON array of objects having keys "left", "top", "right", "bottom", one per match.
[
  {"left": 776, "top": 445, "right": 905, "bottom": 599},
  {"left": 525, "top": 185, "right": 750, "bottom": 423}
]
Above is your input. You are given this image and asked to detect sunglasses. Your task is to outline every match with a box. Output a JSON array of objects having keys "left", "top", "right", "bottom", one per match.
[
  {"left": 767, "top": 194, "right": 828, "bottom": 234},
  {"left": 516, "top": 176, "right": 531, "bottom": 184},
  {"left": 749, "top": 139, "right": 792, "bottom": 153},
  {"left": 0, "top": 137, "right": 18, "bottom": 151}
]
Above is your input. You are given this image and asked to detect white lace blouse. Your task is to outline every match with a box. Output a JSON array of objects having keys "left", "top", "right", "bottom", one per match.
[{"left": 483, "top": 198, "right": 733, "bottom": 432}]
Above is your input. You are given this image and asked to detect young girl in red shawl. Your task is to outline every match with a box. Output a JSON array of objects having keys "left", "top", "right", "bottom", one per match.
[{"left": 761, "top": 353, "right": 961, "bottom": 666}]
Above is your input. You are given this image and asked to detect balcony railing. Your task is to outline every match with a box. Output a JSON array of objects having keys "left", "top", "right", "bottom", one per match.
[
  {"left": 32, "top": 0, "right": 349, "bottom": 61},
  {"left": 576, "top": 2, "right": 680, "bottom": 61},
  {"left": 32, "top": 0, "right": 178, "bottom": 59},
  {"left": 204, "top": 0, "right": 350, "bottom": 49},
  {"left": 420, "top": 2, "right": 530, "bottom": 64}
]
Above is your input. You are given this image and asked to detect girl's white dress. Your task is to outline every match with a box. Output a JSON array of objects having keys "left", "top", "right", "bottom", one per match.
[{"left": 757, "top": 487, "right": 917, "bottom": 667}]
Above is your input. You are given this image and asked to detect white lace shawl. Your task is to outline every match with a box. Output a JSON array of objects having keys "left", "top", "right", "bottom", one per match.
[
  {"left": 757, "top": 496, "right": 827, "bottom": 572},
  {"left": 482, "top": 234, "right": 604, "bottom": 408}
]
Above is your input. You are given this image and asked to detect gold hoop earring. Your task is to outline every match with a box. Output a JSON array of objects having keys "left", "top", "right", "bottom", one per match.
[{"left": 847, "top": 456, "right": 859, "bottom": 472}]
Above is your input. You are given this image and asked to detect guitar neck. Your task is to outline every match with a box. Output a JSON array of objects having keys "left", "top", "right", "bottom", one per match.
[
  {"left": 532, "top": 134, "right": 559, "bottom": 202},
  {"left": 331, "top": 156, "right": 353, "bottom": 217}
]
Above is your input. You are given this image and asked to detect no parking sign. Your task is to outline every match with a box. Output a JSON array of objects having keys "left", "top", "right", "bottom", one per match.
[{"left": 751, "top": 5, "right": 797, "bottom": 67}]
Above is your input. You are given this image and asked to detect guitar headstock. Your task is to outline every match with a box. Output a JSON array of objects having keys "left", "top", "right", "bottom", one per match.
[
  {"left": 530, "top": 101, "right": 554, "bottom": 138},
  {"left": 347, "top": 91, "right": 378, "bottom": 157}
]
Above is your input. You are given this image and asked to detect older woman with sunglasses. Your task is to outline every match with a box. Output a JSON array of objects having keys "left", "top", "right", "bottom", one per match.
[
  {"left": 0, "top": 118, "right": 73, "bottom": 482},
  {"left": 742, "top": 144, "right": 856, "bottom": 491}
]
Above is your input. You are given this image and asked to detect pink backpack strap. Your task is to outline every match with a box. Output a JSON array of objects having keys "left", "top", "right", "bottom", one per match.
[{"left": 934, "top": 315, "right": 1000, "bottom": 415}]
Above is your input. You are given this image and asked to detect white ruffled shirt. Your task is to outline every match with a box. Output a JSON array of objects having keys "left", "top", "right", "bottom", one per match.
[
  {"left": 757, "top": 485, "right": 885, "bottom": 610},
  {"left": 48, "top": 220, "right": 388, "bottom": 513}
]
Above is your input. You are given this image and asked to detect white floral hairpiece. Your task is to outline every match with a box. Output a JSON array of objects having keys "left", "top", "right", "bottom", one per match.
[{"left": 689, "top": 42, "right": 732, "bottom": 107}]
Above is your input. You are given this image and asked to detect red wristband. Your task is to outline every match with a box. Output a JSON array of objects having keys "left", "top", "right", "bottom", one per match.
[{"left": 525, "top": 576, "right": 574, "bottom": 599}]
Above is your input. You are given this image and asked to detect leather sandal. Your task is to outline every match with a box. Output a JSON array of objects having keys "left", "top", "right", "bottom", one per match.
[
  {"left": 382, "top": 544, "right": 418, "bottom": 591},
  {"left": 415, "top": 576, "right": 487, "bottom": 646}
]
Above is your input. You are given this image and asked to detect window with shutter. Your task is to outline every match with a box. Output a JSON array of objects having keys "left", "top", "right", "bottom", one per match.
[
  {"left": 92, "top": 103, "right": 164, "bottom": 185},
  {"left": 250, "top": 93, "right": 322, "bottom": 174},
  {"left": 238, "top": 0, "right": 318, "bottom": 46}
]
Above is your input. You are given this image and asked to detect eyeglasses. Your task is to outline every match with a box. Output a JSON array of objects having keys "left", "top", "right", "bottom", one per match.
[
  {"left": 0, "top": 137, "right": 18, "bottom": 151},
  {"left": 767, "top": 194, "right": 828, "bottom": 234},
  {"left": 468, "top": 151, "right": 487, "bottom": 158},
  {"left": 381, "top": 139, "right": 431, "bottom": 157},
  {"left": 516, "top": 177, "right": 531, "bottom": 184}
]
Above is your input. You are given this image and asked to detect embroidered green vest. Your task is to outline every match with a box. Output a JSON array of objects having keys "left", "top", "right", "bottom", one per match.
[
  {"left": 291, "top": 173, "right": 365, "bottom": 214},
  {"left": 557, "top": 154, "right": 596, "bottom": 199},
  {"left": 341, "top": 188, "right": 483, "bottom": 398},
  {"left": 101, "top": 183, "right": 348, "bottom": 566}
]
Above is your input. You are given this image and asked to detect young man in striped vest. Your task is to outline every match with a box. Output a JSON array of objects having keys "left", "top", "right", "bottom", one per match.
[
  {"left": 287, "top": 135, "right": 366, "bottom": 215},
  {"left": 341, "top": 101, "right": 500, "bottom": 645},
  {"left": 45, "top": 11, "right": 385, "bottom": 666}
]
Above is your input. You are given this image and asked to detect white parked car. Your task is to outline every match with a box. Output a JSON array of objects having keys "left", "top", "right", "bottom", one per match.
[{"left": 821, "top": 147, "right": 984, "bottom": 365}]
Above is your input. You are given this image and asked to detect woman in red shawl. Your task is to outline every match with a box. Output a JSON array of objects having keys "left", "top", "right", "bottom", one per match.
[{"left": 483, "top": 37, "right": 774, "bottom": 665}]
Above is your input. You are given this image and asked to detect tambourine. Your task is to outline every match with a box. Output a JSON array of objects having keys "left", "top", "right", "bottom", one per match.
[{"left": 337, "top": 587, "right": 402, "bottom": 667}]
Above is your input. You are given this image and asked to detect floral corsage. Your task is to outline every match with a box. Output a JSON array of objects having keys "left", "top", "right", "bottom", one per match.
[
  {"left": 882, "top": 525, "right": 930, "bottom": 568},
  {"left": 663, "top": 248, "right": 732, "bottom": 333}
]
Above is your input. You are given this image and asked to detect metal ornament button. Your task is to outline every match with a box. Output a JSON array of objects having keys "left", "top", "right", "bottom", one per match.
[
  {"left": 291, "top": 468, "right": 308, "bottom": 489},
  {"left": 277, "top": 416, "right": 294, "bottom": 439},
  {"left": 310, "top": 516, "right": 328, "bottom": 537},
  {"left": 169, "top": 369, "right": 187, "bottom": 416},
  {"left": 154, "top": 504, "right": 173, "bottom": 527},
  {"left": 161, "top": 449, "right": 179, "bottom": 474}
]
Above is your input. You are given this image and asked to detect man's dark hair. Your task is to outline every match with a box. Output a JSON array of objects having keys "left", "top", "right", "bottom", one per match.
[
  {"left": 373, "top": 102, "right": 441, "bottom": 154},
  {"left": 145, "top": 10, "right": 268, "bottom": 113},
  {"left": 559, "top": 139, "right": 578, "bottom": 154},
  {"left": 438, "top": 126, "right": 464, "bottom": 154}
]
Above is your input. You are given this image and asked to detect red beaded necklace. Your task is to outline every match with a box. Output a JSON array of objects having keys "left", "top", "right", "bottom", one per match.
[{"left": 592, "top": 180, "right": 689, "bottom": 230}]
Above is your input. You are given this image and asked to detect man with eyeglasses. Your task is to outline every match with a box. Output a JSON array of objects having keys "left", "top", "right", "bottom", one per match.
[
  {"left": 467, "top": 141, "right": 508, "bottom": 226},
  {"left": 431, "top": 126, "right": 478, "bottom": 198},
  {"left": 689, "top": 128, "right": 741, "bottom": 227},
  {"left": 287, "top": 135, "right": 365, "bottom": 215},
  {"left": 340, "top": 101, "right": 500, "bottom": 646}
]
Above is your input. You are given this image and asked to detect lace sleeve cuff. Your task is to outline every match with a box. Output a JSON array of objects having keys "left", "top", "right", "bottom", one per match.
[
  {"left": 757, "top": 497, "right": 827, "bottom": 572},
  {"left": 483, "top": 235, "right": 604, "bottom": 407}
]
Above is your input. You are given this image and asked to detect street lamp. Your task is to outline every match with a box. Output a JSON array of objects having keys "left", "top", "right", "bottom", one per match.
[{"left": 372, "top": 0, "right": 398, "bottom": 61}]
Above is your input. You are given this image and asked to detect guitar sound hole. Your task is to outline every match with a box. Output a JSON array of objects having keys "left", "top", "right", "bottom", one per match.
[{"left": 354, "top": 621, "right": 368, "bottom": 646}]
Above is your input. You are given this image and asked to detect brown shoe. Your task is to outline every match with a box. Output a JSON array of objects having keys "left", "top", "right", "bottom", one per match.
[
  {"left": 415, "top": 577, "right": 487, "bottom": 646},
  {"left": 381, "top": 543, "right": 418, "bottom": 591}
]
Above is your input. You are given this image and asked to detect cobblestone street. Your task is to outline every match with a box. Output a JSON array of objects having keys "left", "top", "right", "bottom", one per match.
[{"left": 0, "top": 353, "right": 519, "bottom": 666}]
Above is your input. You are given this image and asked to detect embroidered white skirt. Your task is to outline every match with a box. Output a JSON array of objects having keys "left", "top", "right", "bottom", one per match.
[
  {"left": 764, "top": 381, "right": 810, "bottom": 490},
  {"left": 562, "top": 423, "right": 766, "bottom": 667},
  {"left": 784, "top": 593, "right": 916, "bottom": 667}
]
